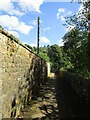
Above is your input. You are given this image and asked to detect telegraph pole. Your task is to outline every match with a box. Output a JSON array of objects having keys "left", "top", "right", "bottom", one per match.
[{"left": 37, "top": 17, "right": 40, "bottom": 54}]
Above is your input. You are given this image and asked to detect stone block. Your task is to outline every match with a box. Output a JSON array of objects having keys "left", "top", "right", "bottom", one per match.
[{"left": 0, "top": 29, "right": 47, "bottom": 118}]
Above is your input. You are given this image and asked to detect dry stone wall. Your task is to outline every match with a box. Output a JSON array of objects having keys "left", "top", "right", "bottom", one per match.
[{"left": 0, "top": 29, "right": 47, "bottom": 118}]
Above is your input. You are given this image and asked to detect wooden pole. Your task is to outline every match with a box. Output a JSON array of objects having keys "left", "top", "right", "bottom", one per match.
[{"left": 37, "top": 17, "right": 40, "bottom": 54}]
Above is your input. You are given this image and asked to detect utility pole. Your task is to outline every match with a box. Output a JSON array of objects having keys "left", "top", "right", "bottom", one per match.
[{"left": 37, "top": 17, "right": 40, "bottom": 54}]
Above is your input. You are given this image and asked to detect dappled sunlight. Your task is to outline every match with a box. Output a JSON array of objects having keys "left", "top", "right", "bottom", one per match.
[
  {"left": 18, "top": 72, "right": 88, "bottom": 119},
  {"left": 18, "top": 78, "right": 60, "bottom": 119},
  {"left": 0, "top": 1, "right": 89, "bottom": 119},
  {"left": 48, "top": 73, "right": 55, "bottom": 79}
]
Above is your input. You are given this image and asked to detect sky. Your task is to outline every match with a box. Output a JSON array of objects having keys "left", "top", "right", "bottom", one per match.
[{"left": 0, "top": 0, "right": 82, "bottom": 47}]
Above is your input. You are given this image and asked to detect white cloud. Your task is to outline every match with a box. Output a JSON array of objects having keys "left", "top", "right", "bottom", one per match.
[
  {"left": 29, "top": 42, "right": 37, "bottom": 47},
  {"left": 78, "top": 4, "right": 85, "bottom": 14},
  {"left": 44, "top": 0, "right": 72, "bottom": 2},
  {"left": 32, "top": 20, "right": 37, "bottom": 26},
  {"left": 57, "top": 8, "right": 65, "bottom": 19},
  {"left": 0, "top": 0, "right": 44, "bottom": 16},
  {"left": 13, "top": 0, "right": 44, "bottom": 13},
  {"left": 0, "top": 0, "right": 12, "bottom": 11},
  {"left": 57, "top": 7, "right": 72, "bottom": 21},
  {"left": 43, "top": 27, "right": 50, "bottom": 32},
  {"left": 29, "top": 37, "right": 50, "bottom": 47},
  {"left": 0, "top": 0, "right": 23, "bottom": 16},
  {"left": 18, "top": 22, "right": 33, "bottom": 35},
  {"left": 77, "top": 2, "right": 88, "bottom": 29},
  {"left": 0, "top": 15, "right": 33, "bottom": 35},
  {"left": 57, "top": 13, "right": 60, "bottom": 19},
  {"left": 22, "top": 42, "right": 28, "bottom": 45},
  {"left": 31, "top": 19, "right": 42, "bottom": 26},
  {"left": 77, "top": 3, "right": 87, "bottom": 21},
  {"left": 8, "top": 30, "right": 19, "bottom": 38},
  {"left": 41, "top": 37, "right": 50, "bottom": 44},
  {"left": 64, "top": 10, "right": 72, "bottom": 16},
  {"left": 58, "top": 8, "right": 65, "bottom": 13},
  {"left": 8, "top": 9, "right": 24, "bottom": 16},
  {"left": 59, "top": 39, "right": 64, "bottom": 46},
  {"left": 59, "top": 42, "right": 64, "bottom": 46},
  {"left": 23, "top": 41, "right": 37, "bottom": 47},
  {"left": 61, "top": 16, "right": 65, "bottom": 21},
  {"left": 46, "top": 0, "right": 87, "bottom": 2}
]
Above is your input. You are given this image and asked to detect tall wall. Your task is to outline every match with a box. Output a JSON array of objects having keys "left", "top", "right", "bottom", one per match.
[{"left": 0, "top": 29, "right": 48, "bottom": 118}]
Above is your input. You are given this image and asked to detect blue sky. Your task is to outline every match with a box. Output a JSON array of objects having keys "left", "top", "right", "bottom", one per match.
[{"left": 0, "top": 0, "right": 81, "bottom": 47}]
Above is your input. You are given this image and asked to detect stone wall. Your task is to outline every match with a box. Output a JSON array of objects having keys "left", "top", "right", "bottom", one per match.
[
  {"left": 58, "top": 71, "right": 89, "bottom": 105},
  {"left": 0, "top": 29, "right": 47, "bottom": 118}
]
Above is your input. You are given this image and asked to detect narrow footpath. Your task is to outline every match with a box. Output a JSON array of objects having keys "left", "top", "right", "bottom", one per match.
[
  {"left": 18, "top": 75, "right": 60, "bottom": 119},
  {"left": 18, "top": 74, "right": 88, "bottom": 120}
]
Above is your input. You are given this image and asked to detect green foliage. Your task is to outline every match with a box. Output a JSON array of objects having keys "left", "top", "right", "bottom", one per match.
[
  {"left": 25, "top": 45, "right": 50, "bottom": 62},
  {"left": 1, "top": 1, "right": 88, "bottom": 78},
  {"left": 23, "top": 41, "right": 90, "bottom": 78},
  {"left": 39, "top": 46, "right": 48, "bottom": 54},
  {"left": 39, "top": 46, "right": 49, "bottom": 61},
  {"left": 32, "top": 47, "right": 37, "bottom": 53},
  {"left": 75, "top": 69, "right": 90, "bottom": 79},
  {"left": 62, "top": 1, "right": 90, "bottom": 78},
  {"left": 39, "top": 51, "right": 50, "bottom": 62},
  {"left": 63, "top": 29, "right": 88, "bottom": 69},
  {"left": 48, "top": 44, "right": 63, "bottom": 71},
  {"left": 62, "top": 54, "right": 74, "bottom": 70},
  {"left": 10, "top": 34, "right": 20, "bottom": 43},
  {"left": 0, "top": 25, "right": 20, "bottom": 43},
  {"left": 0, "top": 25, "right": 2, "bottom": 29},
  {"left": 25, "top": 44, "right": 33, "bottom": 50}
]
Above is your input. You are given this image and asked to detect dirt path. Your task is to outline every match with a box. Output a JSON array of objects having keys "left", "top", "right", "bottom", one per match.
[
  {"left": 18, "top": 77, "right": 60, "bottom": 119},
  {"left": 18, "top": 74, "right": 88, "bottom": 120}
]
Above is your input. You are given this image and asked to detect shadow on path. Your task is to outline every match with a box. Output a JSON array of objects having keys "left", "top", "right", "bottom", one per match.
[
  {"left": 55, "top": 74, "right": 88, "bottom": 120},
  {"left": 18, "top": 73, "right": 88, "bottom": 120}
]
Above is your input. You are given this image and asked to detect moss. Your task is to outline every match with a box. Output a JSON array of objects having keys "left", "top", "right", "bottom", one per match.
[
  {"left": 0, "top": 25, "right": 2, "bottom": 29},
  {"left": 10, "top": 34, "right": 20, "bottom": 43},
  {"left": 0, "top": 25, "right": 20, "bottom": 44},
  {"left": 11, "top": 107, "right": 16, "bottom": 117},
  {"left": 22, "top": 96, "right": 27, "bottom": 108},
  {"left": 16, "top": 98, "right": 19, "bottom": 105}
]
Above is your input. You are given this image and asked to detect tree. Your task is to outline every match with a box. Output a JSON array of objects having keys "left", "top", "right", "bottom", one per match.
[
  {"left": 64, "top": 1, "right": 90, "bottom": 71},
  {"left": 63, "top": 28, "right": 88, "bottom": 69},
  {"left": 25, "top": 44, "right": 32, "bottom": 50},
  {"left": 48, "top": 44, "right": 63, "bottom": 71}
]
